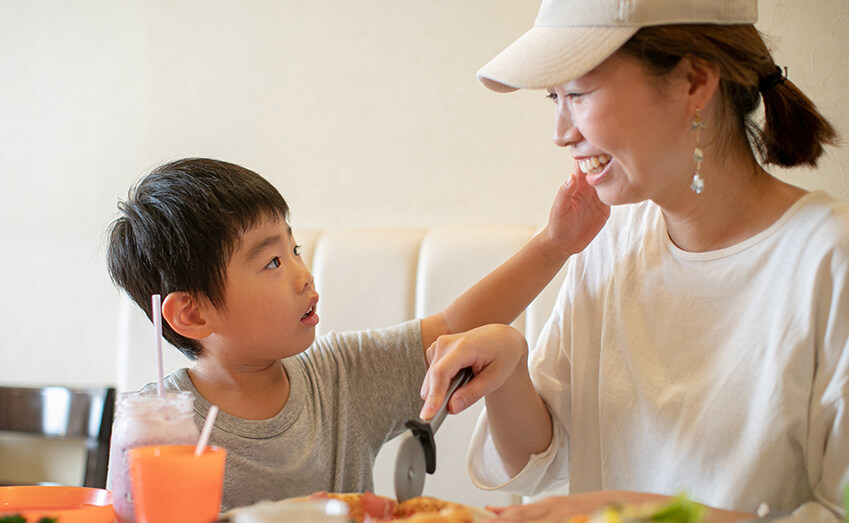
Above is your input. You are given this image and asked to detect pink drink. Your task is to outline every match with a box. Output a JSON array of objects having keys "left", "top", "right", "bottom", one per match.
[{"left": 108, "top": 392, "right": 199, "bottom": 523}]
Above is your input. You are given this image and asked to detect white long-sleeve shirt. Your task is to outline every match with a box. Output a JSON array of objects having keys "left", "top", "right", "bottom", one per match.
[{"left": 469, "top": 191, "right": 849, "bottom": 522}]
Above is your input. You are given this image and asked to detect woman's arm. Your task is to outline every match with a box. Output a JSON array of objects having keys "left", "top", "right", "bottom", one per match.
[
  {"left": 419, "top": 170, "right": 609, "bottom": 350},
  {"left": 416, "top": 170, "right": 607, "bottom": 473}
]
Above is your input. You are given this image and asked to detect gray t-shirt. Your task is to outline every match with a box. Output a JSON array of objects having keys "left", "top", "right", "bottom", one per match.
[{"left": 142, "top": 320, "right": 425, "bottom": 511}]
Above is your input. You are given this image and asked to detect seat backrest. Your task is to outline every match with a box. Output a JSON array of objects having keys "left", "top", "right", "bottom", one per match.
[
  {"left": 116, "top": 226, "right": 565, "bottom": 392},
  {"left": 114, "top": 225, "right": 566, "bottom": 507},
  {"left": 0, "top": 386, "right": 115, "bottom": 488}
]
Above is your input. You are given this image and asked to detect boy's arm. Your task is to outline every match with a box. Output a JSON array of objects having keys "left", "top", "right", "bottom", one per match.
[{"left": 419, "top": 170, "right": 609, "bottom": 349}]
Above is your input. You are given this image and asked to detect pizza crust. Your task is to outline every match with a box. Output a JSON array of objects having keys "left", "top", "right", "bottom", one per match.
[
  {"left": 312, "top": 492, "right": 476, "bottom": 522},
  {"left": 392, "top": 506, "right": 474, "bottom": 523},
  {"left": 394, "top": 497, "right": 473, "bottom": 523}
]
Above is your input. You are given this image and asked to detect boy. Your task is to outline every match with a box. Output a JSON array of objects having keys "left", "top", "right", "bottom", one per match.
[{"left": 106, "top": 157, "right": 606, "bottom": 510}]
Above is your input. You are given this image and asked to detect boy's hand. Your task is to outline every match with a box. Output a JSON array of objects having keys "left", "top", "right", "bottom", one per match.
[
  {"left": 540, "top": 166, "right": 610, "bottom": 262},
  {"left": 418, "top": 324, "right": 528, "bottom": 420}
]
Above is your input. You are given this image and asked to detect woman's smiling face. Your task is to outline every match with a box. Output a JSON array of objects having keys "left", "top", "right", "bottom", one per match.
[{"left": 549, "top": 52, "right": 696, "bottom": 206}]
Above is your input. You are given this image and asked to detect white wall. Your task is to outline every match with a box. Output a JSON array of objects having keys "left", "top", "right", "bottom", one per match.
[{"left": 0, "top": 0, "right": 847, "bottom": 389}]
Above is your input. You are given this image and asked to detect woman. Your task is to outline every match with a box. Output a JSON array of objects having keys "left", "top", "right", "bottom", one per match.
[{"left": 418, "top": 0, "right": 847, "bottom": 521}]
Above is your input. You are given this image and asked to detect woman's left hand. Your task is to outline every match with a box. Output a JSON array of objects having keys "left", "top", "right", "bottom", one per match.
[
  {"left": 483, "top": 490, "right": 759, "bottom": 523},
  {"left": 483, "top": 491, "right": 674, "bottom": 522},
  {"left": 541, "top": 167, "right": 611, "bottom": 262}
]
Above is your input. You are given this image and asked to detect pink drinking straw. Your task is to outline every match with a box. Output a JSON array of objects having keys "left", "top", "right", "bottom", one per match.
[
  {"left": 195, "top": 405, "right": 219, "bottom": 457},
  {"left": 152, "top": 294, "right": 165, "bottom": 396}
]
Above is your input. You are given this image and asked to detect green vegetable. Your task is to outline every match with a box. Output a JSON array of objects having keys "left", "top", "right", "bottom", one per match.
[
  {"left": 646, "top": 495, "right": 706, "bottom": 523},
  {"left": 0, "top": 516, "right": 56, "bottom": 523},
  {"left": 596, "top": 494, "right": 706, "bottom": 523}
]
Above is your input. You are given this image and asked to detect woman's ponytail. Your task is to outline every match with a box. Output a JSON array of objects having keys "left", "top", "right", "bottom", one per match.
[{"left": 759, "top": 69, "right": 838, "bottom": 167}]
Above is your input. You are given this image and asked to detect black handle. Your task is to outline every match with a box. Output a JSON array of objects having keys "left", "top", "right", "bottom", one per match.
[
  {"left": 428, "top": 366, "right": 474, "bottom": 432},
  {"left": 404, "top": 367, "right": 474, "bottom": 475}
]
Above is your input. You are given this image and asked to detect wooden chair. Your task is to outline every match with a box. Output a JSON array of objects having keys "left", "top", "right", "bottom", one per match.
[{"left": 0, "top": 386, "right": 115, "bottom": 488}]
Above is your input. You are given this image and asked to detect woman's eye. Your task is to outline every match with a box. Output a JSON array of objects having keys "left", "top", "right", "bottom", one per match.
[
  {"left": 548, "top": 91, "right": 584, "bottom": 103},
  {"left": 266, "top": 256, "right": 281, "bottom": 269},
  {"left": 293, "top": 244, "right": 302, "bottom": 256}
]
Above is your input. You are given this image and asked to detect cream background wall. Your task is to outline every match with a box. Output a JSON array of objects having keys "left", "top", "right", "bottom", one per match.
[{"left": 0, "top": 0, "right": 847, "bottom": 389}]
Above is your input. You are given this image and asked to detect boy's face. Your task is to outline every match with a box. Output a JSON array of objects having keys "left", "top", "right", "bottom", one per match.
[{"left": 203, "top": 215, "right": 319, "bottom": 363}]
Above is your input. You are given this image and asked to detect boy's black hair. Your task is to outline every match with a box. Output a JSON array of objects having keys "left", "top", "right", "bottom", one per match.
[{"left": 106, "top": 158, "right": 290, "bottom": 360}]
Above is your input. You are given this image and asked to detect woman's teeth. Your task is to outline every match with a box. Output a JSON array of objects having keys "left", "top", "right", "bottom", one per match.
[
  {"left": 302, "top": 306, "right": 314, "bottom": 319},
  {"left": 578, "top": 154, "right": 612, "bottom": 175}
]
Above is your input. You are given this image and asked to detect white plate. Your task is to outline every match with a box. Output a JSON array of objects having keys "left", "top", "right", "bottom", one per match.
[{"left": 220, "top": 496, "right": 494, "bottom": 522}]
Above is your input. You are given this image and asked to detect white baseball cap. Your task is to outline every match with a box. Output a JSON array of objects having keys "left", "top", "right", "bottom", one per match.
[{"left": 477, "top": 0, "right": 758, "bottom": 93}]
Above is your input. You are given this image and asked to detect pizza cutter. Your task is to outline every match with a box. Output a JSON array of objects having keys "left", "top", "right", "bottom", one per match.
[{"left": 394, "top": 367, "right": 475, "bottom": 502}]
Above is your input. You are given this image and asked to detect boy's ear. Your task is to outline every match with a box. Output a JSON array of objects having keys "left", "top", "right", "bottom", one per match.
[{"left": 161, "top": 292, "right": 214, "bottom": 340}]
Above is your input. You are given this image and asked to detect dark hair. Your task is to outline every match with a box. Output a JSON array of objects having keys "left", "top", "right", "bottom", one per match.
[
  {"left": 619, "top": 24, "right": 838, "bottom": 168},
  {"left": 106, "top": 158, "right": 290, "bottom": 359}
]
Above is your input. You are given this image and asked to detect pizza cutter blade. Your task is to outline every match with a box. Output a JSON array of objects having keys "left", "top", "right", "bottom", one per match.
[
  {"left": 393, "top": 367, "right": 474, "bottom": 502},
  {"left": 394, "top": 431, "right": 428, "bottom": 503}
]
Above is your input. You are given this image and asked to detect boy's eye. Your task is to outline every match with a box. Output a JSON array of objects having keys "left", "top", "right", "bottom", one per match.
[
  {"left": 293, "top": 244, "right": 302, "bottom": 256},
  {"left": 546, "top": 92, "right": 558, "bottom": 102},
  {"left": 266, "top": 256, "right": 281, "bottom": 269}
]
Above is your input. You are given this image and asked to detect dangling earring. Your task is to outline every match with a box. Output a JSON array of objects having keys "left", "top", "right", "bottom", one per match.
[{"left": 690, "top": 108, "right": 705, "bottom": 194}]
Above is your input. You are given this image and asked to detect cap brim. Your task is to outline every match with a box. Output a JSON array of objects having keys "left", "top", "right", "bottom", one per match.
[{"left": 477, "top": 25, "right": 639, "bottom": 93}]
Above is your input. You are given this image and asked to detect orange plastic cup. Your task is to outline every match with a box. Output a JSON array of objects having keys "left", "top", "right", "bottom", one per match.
[{"left": 127, "top": 444, "right": 226, "bottom": 523}]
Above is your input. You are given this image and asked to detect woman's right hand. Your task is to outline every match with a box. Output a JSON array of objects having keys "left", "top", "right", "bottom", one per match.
[
  {"left": 418, "top": 324, "right": 529, "bottom": 420},
  {"left": 419, "top": 324, "right": 553, "bottom": 475}
]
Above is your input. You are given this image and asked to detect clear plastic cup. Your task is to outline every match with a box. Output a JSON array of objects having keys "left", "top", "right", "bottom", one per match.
[
  {"left": 128, "top": 444, "right": 227, "bottom": 523},
  {"left": 108, "top": 391, "right": 200, "bottom": 523}
]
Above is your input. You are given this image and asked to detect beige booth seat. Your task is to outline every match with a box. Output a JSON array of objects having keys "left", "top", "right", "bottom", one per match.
[{"left": 117, "top": 226, "right": 566, "bottom": 508}]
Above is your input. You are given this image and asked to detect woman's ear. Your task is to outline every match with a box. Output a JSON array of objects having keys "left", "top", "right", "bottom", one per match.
[
  {"left": 162, "top": 292, "right": 214, "bottom": 340},
  {"left": 682, "top": 55, "right": 721, "bottom": 111}
]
